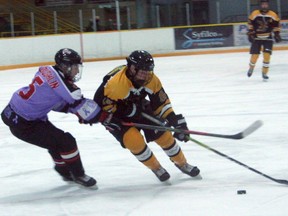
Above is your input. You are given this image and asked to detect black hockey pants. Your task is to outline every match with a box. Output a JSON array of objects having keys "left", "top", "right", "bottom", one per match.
[{"left": 1, "top": 105, "right": 85, "bottom": 177}]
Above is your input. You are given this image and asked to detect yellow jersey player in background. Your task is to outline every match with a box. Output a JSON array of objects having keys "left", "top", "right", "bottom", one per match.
[
  {"left": 93, "top": 50, "right": 200, "bottom": 182},
  {"left": 247, "top": 0, "right": 281, "bottom": 81}
]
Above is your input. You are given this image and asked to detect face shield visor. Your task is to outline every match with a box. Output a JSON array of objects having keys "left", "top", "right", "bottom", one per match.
[{"left": 71, "top": 64, "right": 83, "bottom": 82}]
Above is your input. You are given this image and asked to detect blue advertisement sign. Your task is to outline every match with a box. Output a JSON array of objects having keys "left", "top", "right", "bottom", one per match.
[{"left": 174, "top": 25, "right": 234, "bottom": 50}]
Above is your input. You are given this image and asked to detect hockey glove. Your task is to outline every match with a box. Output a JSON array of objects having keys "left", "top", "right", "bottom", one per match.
[
  {"left": 98, "top": 111, "right": 121, "bottom": 131},
  {"left": 139, "top": 98, "right": 156, "bottom": 118},
  {"left": 78, "top": 110, "right": 109, "bottom": 126},
  {"left": 78, "top": 118, "right": 93, "bottom": 125},
  {"left": 247, "top": 30, "right": 256, "bottom": 43},
  {"left": 167, "top": 113, "right": 190, "bottom": 142},
  {"left": 78, "top": 111, "right": 121, "bottom": 131},
  {"left": 274, "top": 31, "right": 282, "bottom": 43},
  {"left": 141, "top": 99, "right": 152, "bottom": 113}
]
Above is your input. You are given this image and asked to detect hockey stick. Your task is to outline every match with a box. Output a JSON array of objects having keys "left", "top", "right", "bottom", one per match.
[
  {"left": 188, "top": 137, "right": 288, "bottom": 185},
  {"left": 137, "top": 113, "right": 288, "bottom": 185},
  {"left": 139, "top": 113, "right": 288, "bottom": 185},
  {"left": 121, "top": 120, "right": 263, "bottom": 140},
  {"left": 254, "top": 38, "right": 288, "bottom": 42}
]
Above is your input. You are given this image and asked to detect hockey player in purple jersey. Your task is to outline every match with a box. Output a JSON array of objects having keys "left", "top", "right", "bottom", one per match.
[{"left": 1, "top": 48, "right": 104, "bottom": 187}]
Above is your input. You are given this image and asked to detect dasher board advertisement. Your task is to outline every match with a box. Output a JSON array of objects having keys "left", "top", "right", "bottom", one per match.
[{"left": 174, "top": 25, "right": 234, "bottom": 50}]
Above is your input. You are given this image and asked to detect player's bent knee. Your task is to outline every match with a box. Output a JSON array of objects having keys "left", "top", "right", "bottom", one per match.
[
  {"left": 123, "top": 127, "right": 146, "bottom": 154},
  {"left": 58, "top": 132, "right": 78, "bottom": 152},
  {"left": 64, "top": 132, "right": 76, "bottom": 143},
  {"left": 155, "top": 131, "right": 174, "bottom": 148}
]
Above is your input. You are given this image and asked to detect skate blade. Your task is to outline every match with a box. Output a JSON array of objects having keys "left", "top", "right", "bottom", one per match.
[
  {"left": 192, "top": 174, "right": 203, "bottom": 180},
  {"left": 77, "top": 184, "right": 99, "bottom": 190},
  {"left": 161, "top": 179, "right": 172, "bottom": 186},
  {"left": 65, "top": 180, "right": 99, "bottom": 190}
]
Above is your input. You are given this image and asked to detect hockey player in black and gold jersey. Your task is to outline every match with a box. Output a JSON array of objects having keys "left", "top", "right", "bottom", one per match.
[
  {"left": 247, "top": 0, "right": 281, "bottom": 80},
  {"left": 93, "top": 50, "right": 200, "bottom": 182}
]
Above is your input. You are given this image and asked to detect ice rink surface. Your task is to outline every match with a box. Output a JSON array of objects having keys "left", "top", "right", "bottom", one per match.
[{"left": 0, "top": 50, "right": 288, "bottom": 216}]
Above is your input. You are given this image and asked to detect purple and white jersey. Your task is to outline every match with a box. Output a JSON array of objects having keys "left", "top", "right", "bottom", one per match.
[{"left": 9, "top": 66, "right": 101, "bottom": 121}]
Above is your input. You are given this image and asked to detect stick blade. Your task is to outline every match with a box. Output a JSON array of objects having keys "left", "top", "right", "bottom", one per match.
[
  {"left": 240, "top": 120, "right": 263, "bottom": 138},
  {"left": 275, "top": 179, "right": 288, "bottom": 185}
]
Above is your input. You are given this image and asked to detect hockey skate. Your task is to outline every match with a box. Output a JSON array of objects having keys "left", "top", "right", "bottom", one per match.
[
  {"left": 152, "top": 166, "right": 170, "bottom": 182},
  {"left": 175, "top": 163, "right": 201, "bottom": 178},
  {"left": 54, "top": 166, "right": 74, "bottom": 182},
  {"left": 247, "top": 67, "right": 254, "bottom": 77},
  {"left": 72, "top": 174, "right": 97, "bottom": 187},
  {"left": 61, "top": 174, "right": 74, "bottom": 182},
  {"left": 54, "top": 166, "right": 96, "bottom": 187},
  {"left": 262, "top": 72, "right": 269, "bottom": 81}
]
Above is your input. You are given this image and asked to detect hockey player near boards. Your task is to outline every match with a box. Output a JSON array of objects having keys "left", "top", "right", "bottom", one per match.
[
  {"left": 247, "top": 0, "right": 281, "bottom": 80},
  {"left": 93, "top": 50, "right": 200, "bottom": 182},
  {"left": 1, "top": 48, "right": 106, "bottom": 187}
]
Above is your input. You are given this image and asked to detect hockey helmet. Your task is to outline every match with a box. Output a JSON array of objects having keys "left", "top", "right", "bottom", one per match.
[
  {"left": 126, "top": 50, "right": 155, "bottom": 71},
  {"left": 126, "top": 50, "right": 154, "bottom": 87},
  {"left": 55, "top": 48, "right": 83, "bottom": 82}
]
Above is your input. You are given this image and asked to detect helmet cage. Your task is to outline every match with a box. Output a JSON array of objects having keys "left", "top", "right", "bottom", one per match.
[{"left": 59, "top": 64, "right": 83, "bottom": 82}]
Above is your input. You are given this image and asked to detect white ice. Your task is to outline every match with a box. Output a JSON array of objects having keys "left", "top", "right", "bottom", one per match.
[{"left": 1, "top": 51, "right": 288, "bottom": 216}]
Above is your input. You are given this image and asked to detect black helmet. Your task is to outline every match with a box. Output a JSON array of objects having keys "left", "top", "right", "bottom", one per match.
[
  {"left": 55, "top": 48, "right": 82, "bottom": 67},
  {"left": 126, "top": 50, "right": 154, "bottom": 71},
  {"left": 54, "top": 48, "right": 83, "bottom": 82}
]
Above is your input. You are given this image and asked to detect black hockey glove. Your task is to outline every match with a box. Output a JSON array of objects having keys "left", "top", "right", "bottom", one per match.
[
  {"left": 78, "top": 118, "right": 93, "bottom": 125},
  {"left": 141, "top": 99, "right": 152, "bottom": 113},
  {"left": 274, "top": 31, "right": 282, "bottom": 43},
  {"left": 139, "top": 98, "right": 156, "bottom": 118},
  {"left": 167, "top": 113, "right": 190, "bottom": 142},
  {"left": 247, "top": 30, "right": 256, "bottom": 43}
]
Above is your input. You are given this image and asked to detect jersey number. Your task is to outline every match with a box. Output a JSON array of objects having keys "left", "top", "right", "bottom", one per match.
[{"left": 19, "top": 76, "right": 44, "bottom": 100}]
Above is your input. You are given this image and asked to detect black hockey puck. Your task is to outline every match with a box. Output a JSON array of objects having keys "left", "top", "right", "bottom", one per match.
[{"left": 237, "top": 190, "right": 246, "bottom": 195}]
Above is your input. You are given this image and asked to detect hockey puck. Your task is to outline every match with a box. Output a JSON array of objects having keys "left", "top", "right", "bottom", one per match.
[{"left": 237, "top": 190, "right": 246, "bottom": 195}]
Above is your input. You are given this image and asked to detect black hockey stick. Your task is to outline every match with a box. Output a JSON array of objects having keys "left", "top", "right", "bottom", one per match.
[
  {"left": 137, "top": 113, "right": 288, "bottom": 185},
  {"left": 255, "top": 38, "right": 288, "bottom": 42},
  {"left": 138, "top": 113, "right": 287, "bottom": 185},
  {"left": 189, "top": 137, "right": 288, "bottom": 185},
  {"left": 121, "top": 120, "right": 263, "bottom": 140}
]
